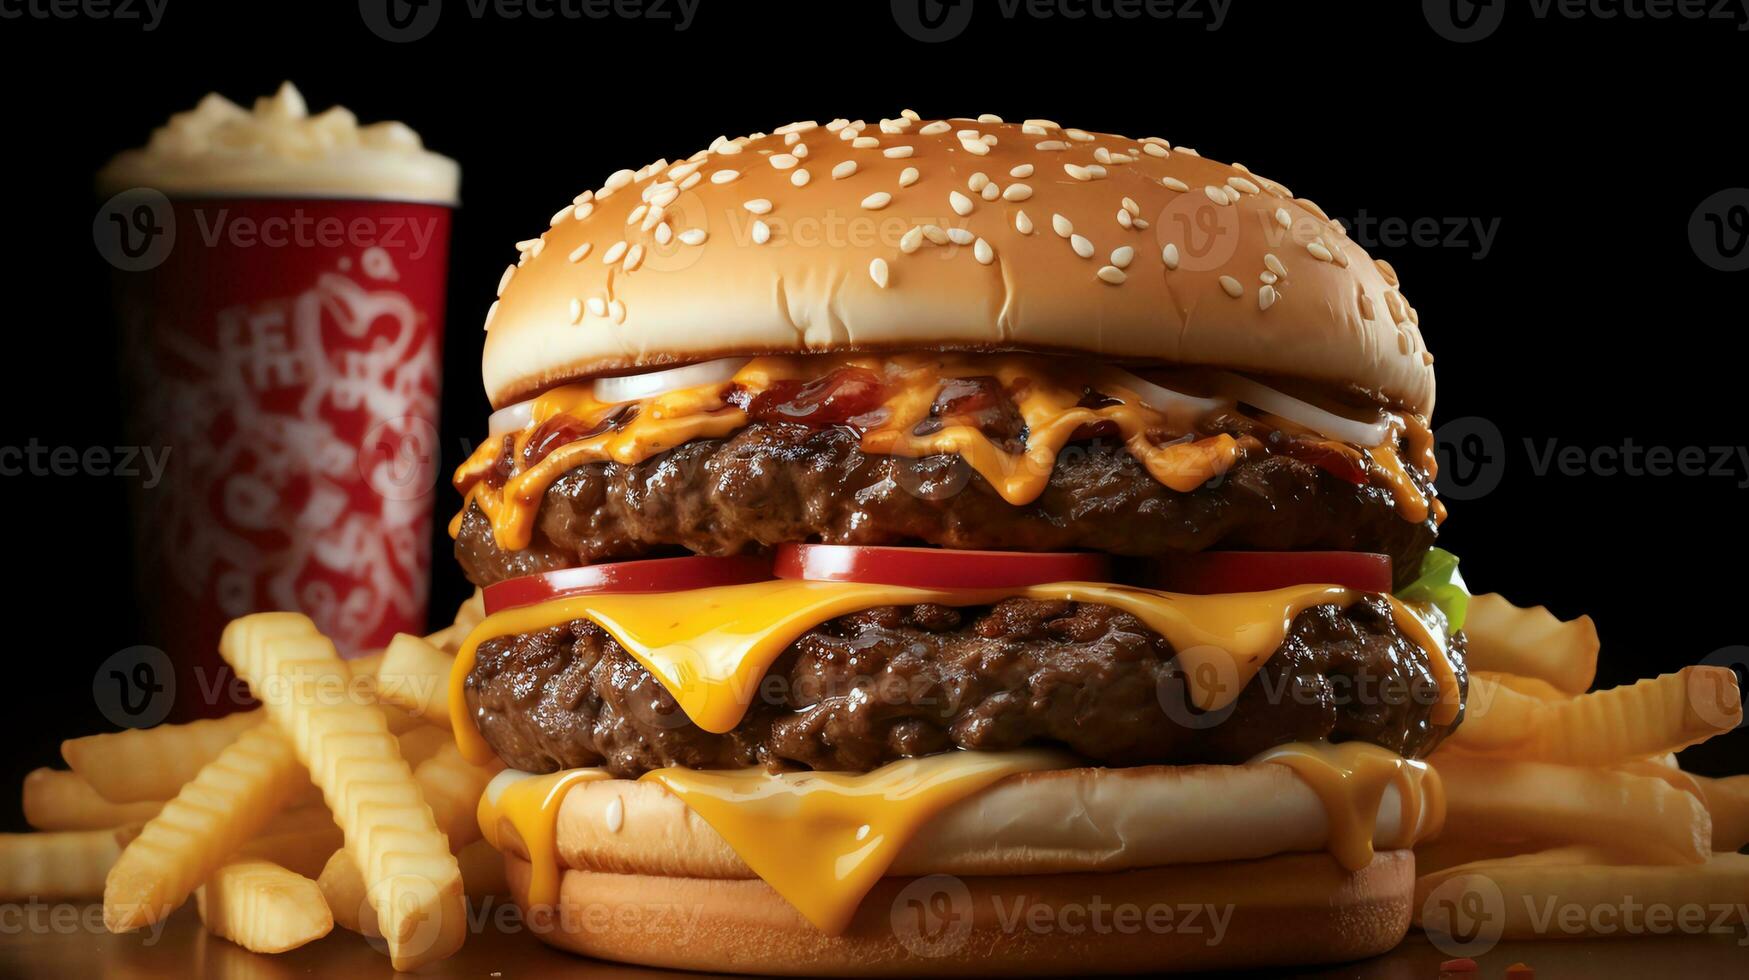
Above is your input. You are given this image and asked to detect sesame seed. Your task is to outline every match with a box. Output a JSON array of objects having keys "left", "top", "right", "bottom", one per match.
[
  {"left": 1204, "top": 185, "right": 1232, "bottom": 205},
  {"left": 1259, "top": 284, "right": 1278, "bottom": 310},
  {"left": 1051, "top": 214, "right": 1073, "bottom": 238},
  {"left": 832, "top": 160, "right": 859, "bottom": 179},
  {"left": 900, "top": 226, "right": 925, "bottom": 253},
  {"left": 980, "top": 183, "right": 1000, "bottom": 201},
  {"left": 550, "top": 205, "right": 574, "bottom": 226},
  {"left": 744, "top": 199, "right": 773, "bottom": 215},
  {"left": 977, "top": 113, "right": 1003, "bottom": 123},
  {"left": 1035, "top": 140, "right": 1068, "bottom": 151},
  {"left": 1275, "top": 208, "right": 1292, "bottom": 230},
  {"left": 602, "top": 240, "right": 627, "bottom": 264},
  {"left": 791, "top": 168, "right": 811, "bottom": 187},
  {"left": 1161, "top": 177, "right": 1189, "bottom": 192},
  {"left": 609, "top": 299, "right": 626, "bottom": 324},
  {"left": 569, "top": 298, "right": 583, "bottom": 324},
  {"left": 869, "top": 258, "right": 890, "bottom": 288},
  {"left": 947, "top": 227, "right": 974, "bottom": 245},
  {"left": 959, "top": 137, "right": 990, "bottom": 156},
  {"left": 1015, "top": 210, "right": 1034, "bottom": 234},
  {"left": 1023, "top": 118, "right": 1060, "bottom": 130},
  {"left": 1064, "top": 163, "right": 1097, "bottom": 181},
  {"left": 1306, "top": 240, "right": 1335, "bottom": 262},
  {"left": 1143, "top": 143, "right": 1169, "bottom": 158},
  {"left": 678, "top": 228, "right": 707, "bottom": 245},
  {"left": 922, "top": 225, "right": 948, "bottom": 245},
  {"left": 1002, "top": 183, "right": 1033, "bottom": 201},
  {"left": 1097, "top": 265, "right": 1127, "bottom": 284},
  {"left": 968, "top": 172, "right": 990, "bottom": 192},
  {"left": 974, "top": 238, "right": 994, "bottom": 264},
  {"left": 604, "top": 169, "right": 635, "bottom": 190},
  {"left": 1358, "top": 294, "right": 1376, "bottom": 319},
  {"left": 1219, "top": 276, "right": 1243, "bottom": 298},
  {"left": 623, "top": 244, "right": 645, "bottom": 271},
  {"left": 751, "top": 220, "right": 771, "bottom": 245},
  {"left": 649, "top": 186, "right": 679, "bottom": 208},
  {"left": 1163, "top": 244, "right": 1181, "bottom": 269},
  {"left": 1066, "top": 128, "right": 1095, "bottom": 142},
  {"left": 586, "top": 297, "right": 607, "bottom": 317},
  {"left": 567, "top": 242, "right": 592, "bottom": 263},
  {"left": 883, "top": 146, "right": 914, "bottom": 158},
  {"left": 861, "top": 192, "right": 893, "bottom": 210},
  {"left": 626, "top": 204, "right": 647, "bottom": 226},
  {"left": 1117, "top": 209, "right": 1134, "bottom": 229},
  {"left": 1375, "top": 259, "right": 1399, "bottom": 286},
  {"left": 919, "top": 121, "right": 951, "bottom": 135},
  {"left": 1009, "top": 164, "right": 1033, "bottom": 178},
  {"left": 949, "top": 191, "right": 974, "bottom": 216},
  {"left": 852, "top": 136, "right": 880, "bottom": 149},
  {"left": 1111, "top": 245, "right": 1134, "bottom": 268},
  {"left": 655, "top": 223, "right": 673, "bottom": 246},
  {"left": 573, "top": 190, "right": 595, "bottom": 206},
  {"left": 1260, "top": 271, "right": 1278, "bottom": 285},
  {"left": 711, "top": 170, "right": 740, "bottom": 184},
  {"left": 770, "top": 154, "right": 799, "bottom": 170},
  {"left": 899, "top": 167, "right": 920, "bottom": 187},
  {"left": 573, "top": 202, "right": 595, "bottom": 221},
  {"left": 1070, "top": 234, "right": 1094, "bottom": 258},
  {"left": 483, "top": 300, "right": 498, "bottom": 331},
  {"left": 668, "top": 161, "right": 701, "bottom": 180},
  {"left": 1228, "top": 176, "right": 1262, "bottom": 195},
  {"left": 1264, "top": 253, "right": 1287, "bottom": 278},
  {"left": 901, "top": 108, "right": 921, "bottom": 121}
]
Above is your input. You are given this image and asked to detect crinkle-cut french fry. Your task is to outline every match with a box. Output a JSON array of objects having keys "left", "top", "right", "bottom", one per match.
[
  {"left": 1463, "top": 594, "right": 1598, "bottom": 695},
  {"left": 1416, "top": 850, "right": 1749, "bottom": 940},
  {"left": 102, "top": 722, "right": 307, "bottom": 932},
  {"left": 195, "top": 857, "right": 332, "bottom": 954},
  {"left": 23, "top": 769, "right": 164, "bottom": 831},
  {"left": 1449, "top": 675, "right": 1551, "bottom": 752},
  {"left": 317, "top": 847, "right": 378, "bottom": 939},
  {"left": 375, "top": 633, "right": 453, "bottom": 729},
  {"left": 1529, "top": 666, "right": 1740, "bottom": 765},
  {"left": 0, "top": 830, "right": 122, "bottom": 901},
  {"left": 1473, "top": 670, "right": 1572, "bottom": 702},
  {"left": 457, "top": 838, "right": 509, "bottom": 902},
  {"left": 220, "top": 613, "right": 465, "bottom": 971},
  {"left": 1694, "top": 774, "right": 1749, "bottom": 852},
  {"left": 1434, "top": 754, "right": 1712, "bottom": 865},
  {"left": 238, "top": 827, "right": 344, "bottom": 881},
  {"left": 415, "top": 742, "right": 503, "bottom": 847},
  {"left": 62, "top": 711, "right": 262, "bottom": 804}
]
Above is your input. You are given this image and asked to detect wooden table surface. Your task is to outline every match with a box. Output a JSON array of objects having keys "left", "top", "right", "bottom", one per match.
[{"left": 2, "top": 904, "right": 1743, "bottom": 979}]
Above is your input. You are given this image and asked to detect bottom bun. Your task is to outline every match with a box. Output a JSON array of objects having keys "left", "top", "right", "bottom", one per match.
[{"left": 504, "top": 849, "right": 1413, "bottom": 976}]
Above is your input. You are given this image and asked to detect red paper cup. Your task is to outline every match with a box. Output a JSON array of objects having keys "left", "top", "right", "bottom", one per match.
[{"left": 104, "top": 195, "right": 453, "bottom": 718}]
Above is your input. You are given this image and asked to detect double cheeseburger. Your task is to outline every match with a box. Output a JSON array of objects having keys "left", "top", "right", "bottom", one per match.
[{"left": 448, "top": 112, "right": 1468, "bottom": 974}]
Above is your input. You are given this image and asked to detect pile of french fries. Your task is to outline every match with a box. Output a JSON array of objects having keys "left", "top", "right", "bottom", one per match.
[
  {"left": 1416, "top": 593, "right": 1749, "bottom": 942},
  {"left": 0, "top": 592, "right": 501, "bottom": 969}
]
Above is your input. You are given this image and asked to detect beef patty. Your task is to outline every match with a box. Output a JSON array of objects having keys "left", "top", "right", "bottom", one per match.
[
  {"left": 455, "top": 422, "right": 1439, "bottom": 590},
  {"left": 464, "top": 594, "right": 1466, "bottom": 778}
]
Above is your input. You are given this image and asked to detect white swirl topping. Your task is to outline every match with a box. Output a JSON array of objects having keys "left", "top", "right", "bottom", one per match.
[{"left": 97, "top": 82, "right": 459, "bottom": 204}]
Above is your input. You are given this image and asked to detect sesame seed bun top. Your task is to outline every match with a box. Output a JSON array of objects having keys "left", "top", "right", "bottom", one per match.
[{"left": 482, "top": 112, "right": 1435, "bottom": 415}]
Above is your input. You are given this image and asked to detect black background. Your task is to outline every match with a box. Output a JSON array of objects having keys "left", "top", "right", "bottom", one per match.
[{"left": 1, "top": 0, "right": 1745, "bottom": 830}]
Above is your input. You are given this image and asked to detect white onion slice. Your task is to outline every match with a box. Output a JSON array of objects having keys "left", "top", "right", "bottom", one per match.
[
  {"left": 1108, "top": 369, "right": 1230, "bottom": 428},
  {"left": 592, "top": 357, "right": 750, "bottom": 404},
  {"left": 487, "top": 398, "right": 536, "bottom": 438},
  {"left": 1215, "top": 372, "right": 1393, "bottom": 447}
]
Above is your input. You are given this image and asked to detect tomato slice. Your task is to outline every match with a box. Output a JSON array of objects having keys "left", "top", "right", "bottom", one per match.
[
  {"left": 774, "top": 544, "right": 1111, "bottom": 591},
  {"left": 483, "top": 555, "right": 775, "bottom": 615},
  {"left": 1148, "top": 551, "right": 1393, "bottom": 595}
]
